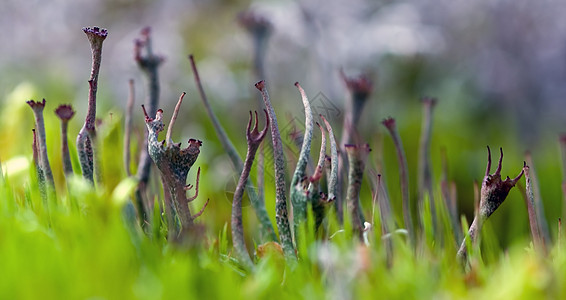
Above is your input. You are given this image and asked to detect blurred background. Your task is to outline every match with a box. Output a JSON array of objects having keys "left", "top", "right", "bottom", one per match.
[{"left": 1, "top": 0, "right": 565, "bottom": 247}]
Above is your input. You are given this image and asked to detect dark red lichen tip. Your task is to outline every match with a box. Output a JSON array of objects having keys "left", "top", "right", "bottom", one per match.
[
  {"left": 255, "top": 80, "right": 265, "bottom": 90},
  {"left": 83, "top": 26, "right": 108, "bottom": 37},
  {"left": 55, "top": 104, "right": 75, "bottom": 121}
]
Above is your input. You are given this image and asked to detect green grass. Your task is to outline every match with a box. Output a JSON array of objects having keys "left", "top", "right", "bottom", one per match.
[{"left": 0, "top": 76, "right": 563, "bottom": 299}]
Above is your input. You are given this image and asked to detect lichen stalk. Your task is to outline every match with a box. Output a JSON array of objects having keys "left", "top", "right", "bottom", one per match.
[
  {"left": 382, "top": 117, "right": 414, "bottom": 245},
  {"left": 457, "top": 147, "right": 524, "bottom": 263},
  {"left": 337, "top": 73, "right": 373, "bottom": 221},
  {"left": 142, "top": 98, "right": 203, "bottom": 236},
  {"left": 124, "top": 79, "right": 135, "bottom": 176},
  {"left": 523, "top": 162, "right": 547, "bottom": 253},
  {"left": 232, "top": 110, "right": 269, "bottom": 270},
  {"left": 255, "top": 80, "right": 296, "bottom": 260},
  {"left": 418, "top": 97, "right": 437, "bottom": 230},
  {"left": 190, "top": 55, "right": 276, "bottom": 242},
  {"left": 345, "top": 144, "right": 371, "bottom": 240},
  {"left": 135, "top": 27, "right": 164, "bottom": 225},
  {"left": 55, "top": 105, "right": 75, "bottom": 177},
  {"left": 77, "top": 27, "right": 107, "bottom": 184},
  {"left": 525, "top": 153, "right": 550, "bottom": 247},
  {"left": 309, "top": 122, "right": 330, "bottom": 230},
  {"left": 321, "top": 115, "right": 339, "bottom": 203},
  {"left": 27, "top": 99, "right": 55, "bottom": 198},
  {"left": 290, "top": 82, "right": 314, "bottom": 235},
  {"left": 32, "top": 129, "right": 47, "bottom": 202}
]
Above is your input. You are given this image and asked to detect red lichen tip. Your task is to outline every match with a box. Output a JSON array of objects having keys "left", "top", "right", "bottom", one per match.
[
  {"left": 83, "top": 27, "right": 108, "bottom": 38},
  {"left": 188, "top": 139, "right": 203, "bottom": 148},
  {"left": 421, "top": 97, "right": 437, "bottom": 106},
  {"left": 381, "top": 117, "right": 396, "bottom": 129},
  {"left": 255, "top": 80, "right": 265, "bottom": 90},
  {"left": 341, "top": 71, "right": 373, "bottom": 97},
  {"left": 55, "top": 104, "right": 75, "bottom": 121},
  {"left": 141, "top": 27, "right": 151, "bottom": 37},
  {"left": 26, "top": 98, "right": 46, "bottom": 109},
  {"left": 560, "top": 134, "right": 566, "bottom": 144},
  {"left": 238, "top": 10, "right": 273, "bottom": 32}
]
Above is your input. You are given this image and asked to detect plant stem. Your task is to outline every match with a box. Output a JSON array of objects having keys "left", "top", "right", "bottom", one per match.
[
  {"left": 255, "top": 80, "right": 296, "bottom": 261},
  {"left": 382, "top": 117, "right": 414, "bottom": 245},
  {"left": 77, "top": 27, "right": 107, "bottom": 184},
  {"left": 189, "top": 55, "right": 276, "bottom": 242},
  {"left": 345, "top": 144, "right": 371, "bottom": 240}
]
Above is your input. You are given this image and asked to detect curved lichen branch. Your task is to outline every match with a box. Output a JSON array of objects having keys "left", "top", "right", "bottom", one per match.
[
  {"left": 457, "top": 146, "right": 524, "bottom": 264},
  {"left": 255, "top": 80, "right": 295, "bottom": 260},
  {"left": 166, "top": 92, "right": 186, "bottom": 147},
  {"left": 232, "top": 109, "right": 270, "bottom": 271},
  {"left": 309, "top": 122, "right": 330, "bottom": 230},
  {"left": 290, "top": 82, "right": 314, "bottom": 233},
  {"left": 321, "top": 115, "right": 338, "bottom": 202},
  {"left": 191, "top": 199, "right": 210, "bottom": 221},
  {"left": 523, "top": 162, "right": 546, "bottom": 253},
  {"left": 187, "top": 167, "right": 200, "bottom": 202}
]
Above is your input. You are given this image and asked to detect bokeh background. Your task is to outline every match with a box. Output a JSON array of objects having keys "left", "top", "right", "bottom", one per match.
[{"left": 1, "top": 0, "right": 566, "bottom": 247}]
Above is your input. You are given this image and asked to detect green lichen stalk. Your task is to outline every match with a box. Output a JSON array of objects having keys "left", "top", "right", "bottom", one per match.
[
  {"left": 255, "top": 80, "right": 296, "bottom": 260},
  {"left": 290, "top": 82, "right": 314, "bottom": 236}
]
